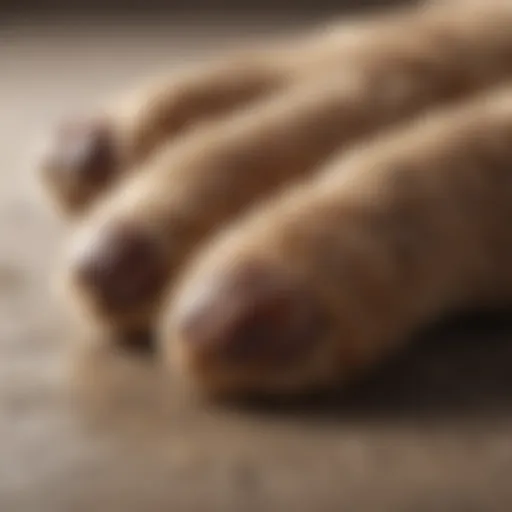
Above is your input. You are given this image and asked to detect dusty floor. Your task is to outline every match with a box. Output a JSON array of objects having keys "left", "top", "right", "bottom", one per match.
[{"left": 2, "top": 13, "right": 512, "bottom": 512}]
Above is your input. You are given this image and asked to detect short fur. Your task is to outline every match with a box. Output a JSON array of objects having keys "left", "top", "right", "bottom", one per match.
[{"left": 163, "top": 86, "right": 512, "bottom": 396}]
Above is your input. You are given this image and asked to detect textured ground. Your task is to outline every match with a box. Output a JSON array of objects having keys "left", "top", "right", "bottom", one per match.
[{"left": 1, "top": 13, "right": 512, "bottom": 512}]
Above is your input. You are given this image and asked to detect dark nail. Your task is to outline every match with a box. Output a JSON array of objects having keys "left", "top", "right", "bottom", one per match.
[
  {"left": 43, "top": 118, "right": 117, "bottom": 189},
  {"left": 175, "top": 261, "right": 325, "bottom": 365},
  {"left": 73, "top": 222, "right": 167, "bottom": 313}
]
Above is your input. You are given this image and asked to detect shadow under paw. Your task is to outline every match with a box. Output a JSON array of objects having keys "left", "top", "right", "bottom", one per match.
[{"left": 231, "top": 309, "right": 512, "bottom": 422}]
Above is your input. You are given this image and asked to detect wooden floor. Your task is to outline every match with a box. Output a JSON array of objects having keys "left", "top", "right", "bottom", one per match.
[{"left": 1, "top": 12, "right": 512, "bottom": 512}]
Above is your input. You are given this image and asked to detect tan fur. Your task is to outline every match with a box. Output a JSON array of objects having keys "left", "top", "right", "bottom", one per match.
[
  {"left": 65, "top": 1, "right": 512, "bottom": 335},
  {"left": 42, "top": 7, "right": 412, "bottom": 213},
  {"left": 98, "top": 0, "right": 512, "bottom": 167},
  {"left": 43, "top": 1, "right": 512, "bottom": 213},
  {"left": 162, "top": 85, "right": 512, "bottom": 397}
]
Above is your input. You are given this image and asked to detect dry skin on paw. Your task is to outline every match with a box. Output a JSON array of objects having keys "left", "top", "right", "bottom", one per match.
[
  {"left": 64, "top": 1, "right": 512, "bottom": 337},
  {"left": 40, "top": 1, "right": 512, "bottom": 214},
  {"left": 162, "top": 86, "right": 512, "bottom": 397}
]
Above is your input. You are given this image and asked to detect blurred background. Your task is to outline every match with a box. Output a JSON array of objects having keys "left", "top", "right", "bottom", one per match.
[
  {"left": 2, "top": 0, "right": 408, "bottom": 14},
  {"left": 3, "top": 1, "right": 512, "bottom": 511}
]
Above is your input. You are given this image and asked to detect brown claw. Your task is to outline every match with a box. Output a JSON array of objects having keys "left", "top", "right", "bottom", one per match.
[
  {"left": 40, "top": 118, "right": 119, "bottom": 210},
  {"left": 71, "top": 221, "right": 167, "bottom": 314},
  {"left": 174, "top": 260, "right": 326, "bottom": 366}
]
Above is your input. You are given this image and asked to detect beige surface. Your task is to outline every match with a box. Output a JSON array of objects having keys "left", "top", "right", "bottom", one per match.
[{"left": 1, "top": 14, "right": 512, "bottom": 512}]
